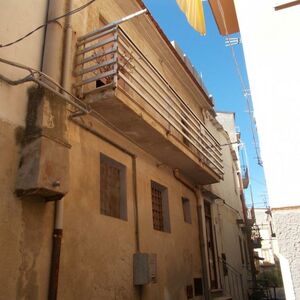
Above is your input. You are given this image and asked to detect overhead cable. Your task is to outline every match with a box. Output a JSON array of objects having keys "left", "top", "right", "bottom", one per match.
[{"left": 0, "top": 0, "right": 96, "bottom": 48}]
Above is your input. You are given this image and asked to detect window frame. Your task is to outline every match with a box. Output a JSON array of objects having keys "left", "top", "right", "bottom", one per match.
[
  {"left": 100, "top": 153, "right": 127, "bottom": 220},
  {"left": 151, "top": 180, "right": 171, "bottom": 233},
  {"left": 182, "top": 197, "right": 192, "bottom": 224}
]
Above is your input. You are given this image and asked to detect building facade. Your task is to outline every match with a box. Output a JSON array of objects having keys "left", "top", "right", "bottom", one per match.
[{"left": 0, "top": 1, "right": 252, "bottom": 299}]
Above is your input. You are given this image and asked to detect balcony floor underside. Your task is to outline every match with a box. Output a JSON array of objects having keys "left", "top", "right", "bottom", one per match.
[{"left": 85, "top": 87, "right": 220, "bottom": 185}]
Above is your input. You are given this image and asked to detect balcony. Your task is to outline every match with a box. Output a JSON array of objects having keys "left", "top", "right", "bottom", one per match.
[
  {"left": 73, "top": 26, "right": 223, "bottom": 184},
  {"left": 242, "top": 166, "right": 249, "bottom": 189}
]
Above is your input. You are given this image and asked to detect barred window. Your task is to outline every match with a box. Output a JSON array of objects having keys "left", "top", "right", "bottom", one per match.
[{"left": 151, "top": 181, "right": 170, "bottom": 232}]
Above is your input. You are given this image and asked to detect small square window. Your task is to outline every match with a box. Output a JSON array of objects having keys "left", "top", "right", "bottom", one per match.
[
  {"left": 182, "top": 197, "right": 192, "bottom": 224},
  {"left": 100, "top": 154, "right": 127, "bottom": 220},
  {"left": 151, "top": 181, "right": 170, "bottom": 232}
]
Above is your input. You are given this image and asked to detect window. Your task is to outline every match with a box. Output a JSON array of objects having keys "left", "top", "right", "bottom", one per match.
[
  {"left": 182, "top": 197, "right": 192, "bottom": 224},
  {"left": 151, "top": 181, "right": 170, "bottom": 232},
  {"left": 100, "top": 154, "right": 127, "bottom": 220},
  {"left": 194, "top": 278, "right": 203, "bottom": 296}
]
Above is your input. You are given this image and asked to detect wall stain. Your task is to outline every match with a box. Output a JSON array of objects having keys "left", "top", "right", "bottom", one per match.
[{"left": 16, "top": 199, "right": 48, "bottom": 300}]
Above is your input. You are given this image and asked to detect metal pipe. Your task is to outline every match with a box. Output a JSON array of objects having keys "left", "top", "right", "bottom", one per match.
[
  {"left": 78, "top": 9, "right": 147, "bottom": 42},
  {"left": 42, "top": 0, "right": 65, "bottom": 87},
  {"left": 40, "top": 0, "right": 51, "bottom": 71},
  {"left": 48, "top": 0, "right": 71, "bottom": 299},
  {"left": 173, "top": 169, "right": 211, "bottom": 300}
]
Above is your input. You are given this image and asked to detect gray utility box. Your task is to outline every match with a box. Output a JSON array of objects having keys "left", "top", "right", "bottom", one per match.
[{"left": 133, "top": 253, "right": 157, "bottom": 285}]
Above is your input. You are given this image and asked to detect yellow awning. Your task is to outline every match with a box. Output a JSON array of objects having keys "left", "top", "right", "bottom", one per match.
[{"left": 176, "top": 0, "right": 206, "bottom": 35}]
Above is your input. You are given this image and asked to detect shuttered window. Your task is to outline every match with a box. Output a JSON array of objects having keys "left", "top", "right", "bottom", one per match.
[{"left": 100, "top": 154, "right": 127, "bottom": 220}]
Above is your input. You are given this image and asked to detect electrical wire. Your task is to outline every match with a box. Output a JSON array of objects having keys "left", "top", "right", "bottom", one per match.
[
  {"left": 0, "top": 57, "right": 91, "bottom": 112},
  {"left": 216, "top": 0, "right": 263, "bottom": 167},
  {"left": 0, "top": 0, "right": 96, "bottom": 48}
]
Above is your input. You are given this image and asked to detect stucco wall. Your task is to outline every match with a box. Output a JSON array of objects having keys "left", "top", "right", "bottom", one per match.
[
  {"left": 55, "top": 118, "right": 203, "bottom": 300},
  {"left": 0, "top": 114, "right": 205, "bottom": 300},
  {"left": 273, "top": 209, "right": 300, "bottom": 300},
  {"left": 0, "top": 119, "right": 54, "bottom": 300}
]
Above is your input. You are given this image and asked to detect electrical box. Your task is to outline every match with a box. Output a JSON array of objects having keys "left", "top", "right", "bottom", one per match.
[{"left": 133, "top": 253, "right": 157, "bottom": 285}]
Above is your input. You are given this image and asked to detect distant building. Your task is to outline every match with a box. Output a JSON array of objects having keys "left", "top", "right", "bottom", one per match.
[{"left": 254, "top": 208, "right": 278, "bottom": 268}]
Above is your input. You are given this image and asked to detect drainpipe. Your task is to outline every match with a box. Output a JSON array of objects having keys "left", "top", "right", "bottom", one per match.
[
  {"left": 42, "top": 0, "right": 65, "bottom": 87},
  {"left": 47, "top": 0, "right": 72, "bottom": 299},
  {"left": 173, "top": 169, "right": 211, "bottom": 300}
]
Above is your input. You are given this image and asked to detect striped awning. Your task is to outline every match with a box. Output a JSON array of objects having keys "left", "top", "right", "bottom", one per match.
[{"left": 176, "top": 0, "right": 206, "bottom": 35}]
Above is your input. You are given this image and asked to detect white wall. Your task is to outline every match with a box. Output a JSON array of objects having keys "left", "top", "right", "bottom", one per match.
[{"left": 233, "top": 0, "right": 300, "bottom": 209}]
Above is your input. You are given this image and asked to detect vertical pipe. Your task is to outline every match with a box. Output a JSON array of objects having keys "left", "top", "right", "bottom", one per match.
[
  {"left": 42, "top": 0, "right": 65, "bottom": 86},
  {"left": 40, "top": 0, "right": 51, "bottom": 71},
  {"left": 173, "top": 170, "right": 211, "bottom": 299},
  {"left": 132, "top": 156, "right": 140, "bottom": 252},
  {"left": 48, "top": 0, "right": 72, "bottom": 299}
]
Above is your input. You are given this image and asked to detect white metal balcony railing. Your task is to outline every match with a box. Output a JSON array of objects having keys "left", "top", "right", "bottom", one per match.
[{"left": 74, "top": 26, "right": 223, "bottom": 179}]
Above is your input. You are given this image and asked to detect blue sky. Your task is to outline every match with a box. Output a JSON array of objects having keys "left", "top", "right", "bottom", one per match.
[{"left": 143, "top": 0, "right": 268, "bottom": 208}]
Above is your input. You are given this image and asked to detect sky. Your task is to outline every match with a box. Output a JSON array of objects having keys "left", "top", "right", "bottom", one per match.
[{"left": 142, "top": 0, "right": 268, "bottom": 208}]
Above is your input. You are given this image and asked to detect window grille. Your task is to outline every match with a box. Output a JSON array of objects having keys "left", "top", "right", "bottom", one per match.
[
  {"left": 152, "top": 184, "right": 164, "bottom": 231},
  {"left": 151, "top": 181, "right": 170, "bottom": 232}
]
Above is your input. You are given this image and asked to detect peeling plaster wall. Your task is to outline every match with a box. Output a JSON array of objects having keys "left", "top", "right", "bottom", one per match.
[{"left": 0, "top": 120, "right": 54, "bottom": 300}]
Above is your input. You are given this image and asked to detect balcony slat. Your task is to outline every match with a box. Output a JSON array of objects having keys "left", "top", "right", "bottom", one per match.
[
  {"left": 75, "top": 58, "right": 117, "bottom": 76},
  {"left": 76, "top": 36, "right": 116, "bottom": 56},
  {"left": 76, "top": 46, "right": 117, "bottom": 66},
  {"left": 77, "top": 27, "right": 116, "bottom": 47},
  {"left": 74, "top": 69, "right": 116, "bottom": 87}
]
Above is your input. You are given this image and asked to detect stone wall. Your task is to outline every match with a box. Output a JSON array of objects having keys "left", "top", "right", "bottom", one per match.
[{"left": 273, "top": 208, "right": 300, "bottom": 299}]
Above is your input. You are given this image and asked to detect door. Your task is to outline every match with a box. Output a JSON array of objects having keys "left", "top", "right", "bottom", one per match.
[{"left": 205, "top": 202, "right": 218, "bottom": 289}]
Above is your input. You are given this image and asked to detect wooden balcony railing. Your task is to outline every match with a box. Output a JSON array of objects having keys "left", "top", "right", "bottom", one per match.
[{"left": 74, "top": 26, "right": 223, "bottom": 179}]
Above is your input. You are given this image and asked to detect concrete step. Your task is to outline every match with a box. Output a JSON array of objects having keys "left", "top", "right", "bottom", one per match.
[
  {"left": 211, "top": 288, "right": 232, "bottom": 300},
  {"left": 211, "top": 289, "right": 224, "bottom": 297}
]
